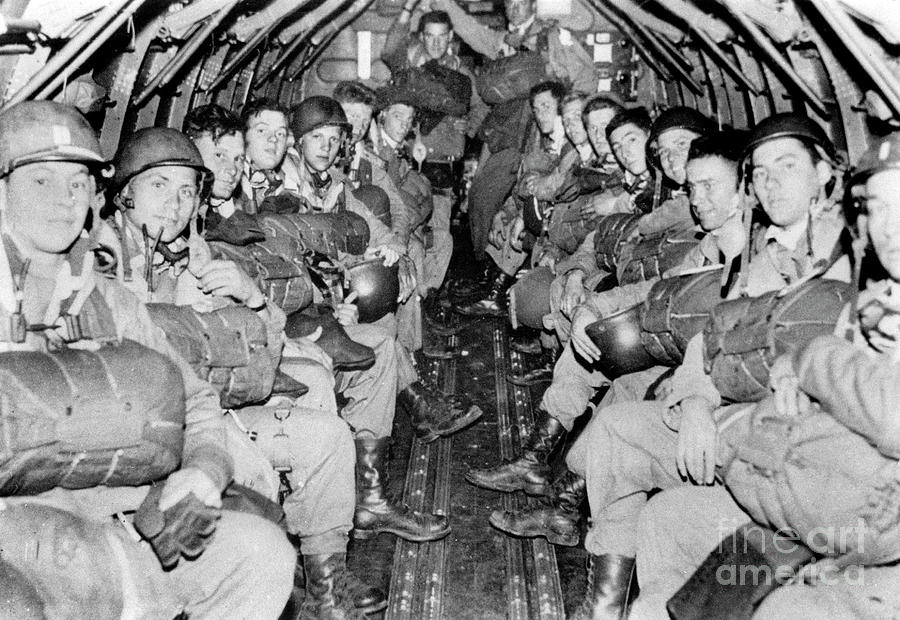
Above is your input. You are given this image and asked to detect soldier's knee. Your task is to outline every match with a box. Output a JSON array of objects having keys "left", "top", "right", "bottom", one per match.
[{"left": 218, "top": 511, "right": 295, "bottom": 601}]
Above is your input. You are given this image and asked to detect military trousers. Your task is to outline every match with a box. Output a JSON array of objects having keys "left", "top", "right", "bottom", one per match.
[
  {"left": 340, "top": 319, "right": 401, "bottom": 438},
  {"left": 423, "top": 192, "right": 454, "bottom": 292},
  {"left": 563, "top": 366, "right": 667, "bottom": 477},
  {"left": 230, "top": 406, "right": 355, "bottom": 556},
  {"left": 485, "top": 216, "right": 529, "bottom": 277},
  {"left": 583, "top": 399, "right": 688, "bottom": 557},
  {"left": 8, "top": 489, "right": 295, "bottom": 619},
  {"left": 628, "top": 486, "right": 751, "bottom": 620}
]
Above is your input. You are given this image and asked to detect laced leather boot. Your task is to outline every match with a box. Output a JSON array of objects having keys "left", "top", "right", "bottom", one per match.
[
  {"left": 285, "top": 304, "right": 376, "bottom": 371},
  {"left": 298, "top": 553, "right": 365, "bottom": 620},
  {"left": 353, "top": 436, "right": 451, "bottom": 542},
  {"left": 464, "top": 410, "right": 565, "bottom": 496},
  {"left": 453, "top": 269, "right": 515, "bottom": 317},
  {"left": 571, "top": 554, "right": 636, "bottom": 620},
  {"left": 398, "top": 380, "right": 483, "bottom": 443},
  {"left": 488, "top": 470, "right": 585, "bottom": 546}
]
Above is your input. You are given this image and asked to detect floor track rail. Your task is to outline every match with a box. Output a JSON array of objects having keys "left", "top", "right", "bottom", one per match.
[
  {"left": 386, "top": 332, "right": 457, "bottom": 619},
  {"left": 493, "top": 318, "right": 565, "bottom": 620}
]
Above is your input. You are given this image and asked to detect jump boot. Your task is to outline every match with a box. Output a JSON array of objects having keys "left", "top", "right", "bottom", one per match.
[
  {"left": 298, "top": 553, "right": 367, "bottom": 620},
  {"left": 570, "top": 554, "right": 636, "bottom": 620},
  {"left": 488, "top": 469, "right": 585, "bottom": 546},
  {"left": 353, "top": 436, "right": 452, "bottom": 542},
  {"left": 464, "top": 409, "right": 565, "bottom": 496},
  {"left": 453, "top": 266, "right": 515, "bottom": 317},
  {"left": 398, "top": 380, "right": 483, "bottom": 443}
]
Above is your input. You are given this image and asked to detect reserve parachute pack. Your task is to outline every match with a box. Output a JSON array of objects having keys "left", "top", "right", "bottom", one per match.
[
  {"left": 257, "top": 210, "right": 370, "bottom": 258},
  {"left": 146, "top": 303, "right": 277, "bottom": 408},
  {"left": 640, "top": 267, "right": 726, "bottom": 365},
  {"left": 593, "top": 213, "right": 641, "bottom": 276},
  {"left": 617, "top": 226, "right": 703, "bottom": 285},
  {"left": 0, "top": 339, "right": 186, "bottom": 495},
  {"left": 476, "top": 51, "right": 548, "bottom": 105},
  {"left": 703, "top": 279, "right": 853, "bottom": 403},
  {"left": 718, "top": 400, "right": 900, "bottom": 566}
]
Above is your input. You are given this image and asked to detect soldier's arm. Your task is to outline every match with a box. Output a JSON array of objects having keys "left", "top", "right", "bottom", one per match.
[
  {"left": 554, "top": 230, "right": 601, "bottom": 280},
  {"left": 371, "top": 163, "right": 413, "bottom": 247},
  {"left": 382, "top": 5, "right": 414, "bottom": 72},
  {"left": 431, "top": 0, "right": 504, "bottom": 58},
  {"left": 664, "top": 332, "right": 722, "bottom": 411},
  {"left": 638, "top": 194, "right": 693, "bottom": 236},
  {"left": 794, "top": 334, "right": 900, "bottom": 458},
  {"left": 581, "top": 278, "right": 657, "bottom": 318},
  {"left": 346, "top": 191, "right": 405, "bottom": 254},
  {"left": 98, "top": 278, "right": 233, "bottom": 491},
  {"left": 546, "top": 28, "right": 598, "bottom": 94}
]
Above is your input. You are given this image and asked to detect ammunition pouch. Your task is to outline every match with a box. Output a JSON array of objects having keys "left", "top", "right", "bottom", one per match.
[
  {"left": 618, "top": 226, "right": 703, "bottom": 285},
  {"left": 640, "top": 267, "right": 725, "bottom": 365},
  {"left": 584, "top": 302, "right": 657, "bottom": 378},
  {"left": 703, "top": 279, "right": 853, "bottom": 403},
  {"left": 593, "top": 213, "right": 641, "bottom": 275},
  {"left": 209, "top": 241, "right": 314, "bottom": 315},
  {"left": 0, "top": 340, "right": 185, "bottom": 495},
  {"left": 146, "top": 304, "right": 276, "bottom": 408}
]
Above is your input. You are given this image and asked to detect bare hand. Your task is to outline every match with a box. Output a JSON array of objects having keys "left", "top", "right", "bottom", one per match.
[
  {"left": 570, "top": 305, "right": 601, "bottom": 362},
  {"left": 488, "top": 211, "right": 510, "bottom": 249},
  {"left": 560, "top": 272, "right": 586, "bottom": 317},
  {"left": 398, "top": 257, "right": 417, "bottom": 303},
  {"left": 160, "top": 467, "right": 222, "bottom": 511},
  {"left": 675, "top": 396, "right": 718, "bottom": 485},
  {"left": 334, "top": 291, "right": 360, "bottom": 326},
  {"left": 365, "top": 244, "right": 401, "bottom": 267},
  {"left": 769, "top": 354, "right": 810, "bottom": 417},
  {"left": 509, "top": 215, "right": 526, "bottom": 252},
  {"left": 193, "top": 260, "right": 265, "bottom": 308}
]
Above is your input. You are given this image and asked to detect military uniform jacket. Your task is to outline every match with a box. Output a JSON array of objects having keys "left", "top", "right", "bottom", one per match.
[{"left": 0, "top": 234, "right": 232, "bottom": 517}]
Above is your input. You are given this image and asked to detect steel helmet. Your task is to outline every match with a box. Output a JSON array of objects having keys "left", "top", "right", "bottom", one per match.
[
  {"left": 112, "top": 127, "right": 212, "bottom": 195},
  {"left": 647, "top": 106, "right": 713, "bottom": 170},
  {"left": 0, "top": 100, "right": 107, "bottom": 177},
  {"left": 346, "top": 259, "right": 400, "bottom": 323},
  {"left": 584, "top": 303, "right": 657, "bottom": 378},
  {"left": 290, "top": 96, "right": 351, "bottom": 140},
  {"left": 848, "top": 132, "right": 900, "bottom": 188},
  {"left": 743, "top": 112, "right": 835, "bottom": 161}
]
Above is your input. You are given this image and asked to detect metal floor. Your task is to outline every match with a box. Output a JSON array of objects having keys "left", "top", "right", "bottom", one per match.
[{"left": 347, "top": 222, "right": 589, "bottom": 619}]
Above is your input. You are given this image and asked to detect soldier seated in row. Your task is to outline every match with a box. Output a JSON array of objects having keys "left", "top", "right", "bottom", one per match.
[
  {"left": 572, "top": 113, "right": 850, "bottom": 619},
  {"left": 456, "top": 80, "right": 569, "bottom": 317},
  {"left": 627, "top": 130, "right": 900, "bottom": 620},
  {"left": 97, "top": 118, "right": 385, "bottom": 617},
  {"left": 0, "top": 101, "right": 294, "bottom": 618},
  {"left": 464, "top": 107, "right": 712, "bottom": 520}
]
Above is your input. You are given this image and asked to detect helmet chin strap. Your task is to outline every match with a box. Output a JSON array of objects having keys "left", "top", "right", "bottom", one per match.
[{"left": 141, "top": 224, "right": 188, "bottom": 293}]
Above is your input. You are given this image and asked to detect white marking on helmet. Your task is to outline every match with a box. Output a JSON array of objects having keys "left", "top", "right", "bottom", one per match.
[
  {"left": 52, "top": 124, "right": 72, "bottom": 146},
  {"left": 880, "top": 140, "right": 891, "bottom": 161}
]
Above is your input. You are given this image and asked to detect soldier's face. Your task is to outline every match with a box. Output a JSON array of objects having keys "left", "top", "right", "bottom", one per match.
[
  {"left": 301, "top": 124, "right": 343, "bottom": 173},
  {"left": 586, "top": 107, "right": 616, "bottom": 156},
  {"left": 686, "top": 155, "right": 739, "bottom": 232},
  {"left": 561, "top": 100, "right": 588, "bottom": 147},
  {"left": 751, "top": 137, "right": 831, "bottom": 228},
  {"left": 341, "top": 102, "right": 373, "bottom": 145},
  {"left": 421, "top": 22, "right": 452, "bottom": 60},
  {"left": 2, "top": 161, "right": 93, "bottom": 255},
  {"left": 193, "top": 132, "right": 244, "bottom": 201},
  {"left": 505, "top": 0, "right": 533, "bottom": 27},
  {"left": 125, "top": 165, "right": 199, "bottom": 244},
  {"left": 381, "top": 104, "right": 415, "bottom": 144},
  {"left": 531, "top": 90, "right": 559, "bottom": 136},
  {"left": 656, "top": 128, "right": 700, "bottom": 186},
  {"left": 865, "top": 170, "right": 900, "bottom": 281},
  {"left": 610, "top": 123, "right": 649, "bottom": 176},
  {"left": 245, "top": 110, "right": 289, "bottom": 171}
]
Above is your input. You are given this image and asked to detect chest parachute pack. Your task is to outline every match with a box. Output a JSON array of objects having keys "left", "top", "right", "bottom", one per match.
[
  {"left": 593, "top": 213, "right": 641, "bottom": 276},
  {"left": 703, "top": 278, "right": 853, "bottom": 403},
  {"left": 146, "top": 303, "right": 276, "bottom": 408}
]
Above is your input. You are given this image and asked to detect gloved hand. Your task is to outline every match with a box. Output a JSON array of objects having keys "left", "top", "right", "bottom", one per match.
[{"left": 134, "top": 484, "right": 221, "bottom": 570}]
